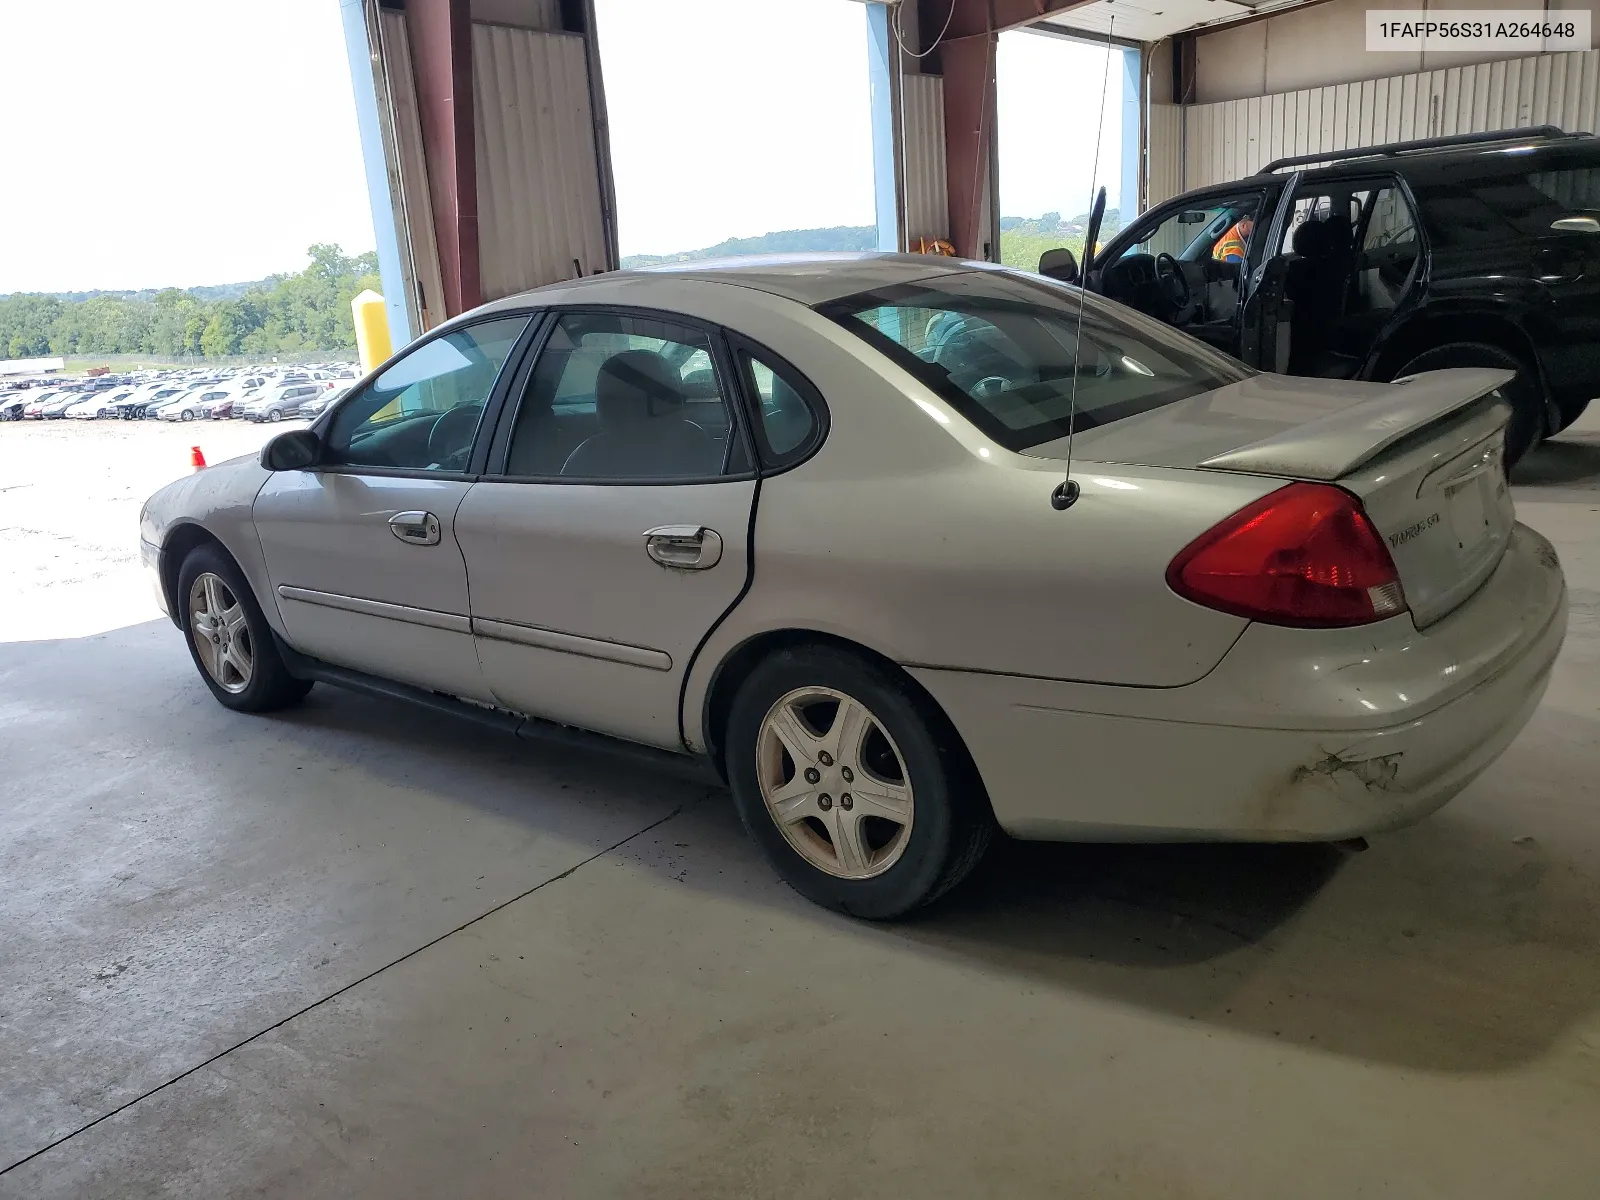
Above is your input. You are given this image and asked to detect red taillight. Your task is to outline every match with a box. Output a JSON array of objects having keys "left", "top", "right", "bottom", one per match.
[{"left": 1167, "top": 482, "right": 1407, "bottom": 627}]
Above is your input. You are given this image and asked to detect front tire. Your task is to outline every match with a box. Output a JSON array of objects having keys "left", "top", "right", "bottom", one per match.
[
  {"left": 268, "top": 409, "right": 283, "bottom": 423},
  {"left": 725, "top": 646, "right": 992, "bottom": 919},
  {"left": 176, "top": 543, "right": 312, "bottom": 713},
  {"left": 1393, "top": 342, "right": 1543, "bottom": 466}
]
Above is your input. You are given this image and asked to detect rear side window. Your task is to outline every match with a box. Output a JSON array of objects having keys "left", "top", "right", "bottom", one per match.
[
  {"left": 733, "top": 340, "right": 824, "bottom": 468},
  {"left": 502, "top": 311, "right": 751, "bottom": 481},
  {"left": 822, "top": 271, "right": 1250, "bottom": 452},
  {"left": 1416, "top": 154, "right": 1600, "bottom": 244}
]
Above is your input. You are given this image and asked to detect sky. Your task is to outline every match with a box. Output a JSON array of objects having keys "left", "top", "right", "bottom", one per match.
[
  {"left": 595, "top": 0, "right": 877, "bottom": 256},
  {"left": 996, "top": 31, "right": 1126, "bottom": 220},
  {"left": 0, "top": 0, "right": 1129, "bottom": 292},
  {"left": 0, "top": 0, "right": 376, "bottom": 293}
]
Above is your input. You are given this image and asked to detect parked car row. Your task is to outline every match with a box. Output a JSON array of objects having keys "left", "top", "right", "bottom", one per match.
[{"left": 0, "top": 362, "right": 358, "bottom": 424}]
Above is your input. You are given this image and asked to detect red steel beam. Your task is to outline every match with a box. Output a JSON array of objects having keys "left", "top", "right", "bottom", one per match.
[{"left": 406, "top": 0, "right": 481, "bottom": 316}]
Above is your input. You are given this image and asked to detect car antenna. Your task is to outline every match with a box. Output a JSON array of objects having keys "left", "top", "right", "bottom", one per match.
[{"left": 1052, "top": 13, "right": 1116, "bottom": 512}]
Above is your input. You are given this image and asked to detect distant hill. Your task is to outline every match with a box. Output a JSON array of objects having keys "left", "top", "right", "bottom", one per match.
[
  {"left": 620, "top": 213, "right": 1121, "bottom": 272},
  {"left": 32, "top": 279, "right": 270, "bottom": 304},
  {"left": 621, "top": 225, "right": 878, "bottom": 269}
]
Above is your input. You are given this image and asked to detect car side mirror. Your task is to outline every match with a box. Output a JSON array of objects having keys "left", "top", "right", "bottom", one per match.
[
  {"left": 1038, "top": 247, "right": 1079, "bottom": 283},
  {"left": 1551, "top": 215, "right": 1600, "bottom": 233},
  {"left": 261, "top": 428, "right": 321, "bottom": 471}
]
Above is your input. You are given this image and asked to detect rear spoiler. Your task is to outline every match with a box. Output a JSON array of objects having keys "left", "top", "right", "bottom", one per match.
[{"left": 1199, "top": 368, "right": 1515, "bottom": 480}]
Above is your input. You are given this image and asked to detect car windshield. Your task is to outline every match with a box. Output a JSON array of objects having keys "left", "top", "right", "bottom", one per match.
[{"left": 821, "top": 270, "right": 1251, "bottom": 452}]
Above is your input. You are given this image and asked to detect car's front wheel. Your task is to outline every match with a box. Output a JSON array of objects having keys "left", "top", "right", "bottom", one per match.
[
  {"left": 725, "top": 646, "right": 992, "bottom": 919},
  {"left": 267, "top": 409, "right": 283, "bottom": 423},
  {"left": 176, "top": 543, "right": 313, "bottom": 713}
]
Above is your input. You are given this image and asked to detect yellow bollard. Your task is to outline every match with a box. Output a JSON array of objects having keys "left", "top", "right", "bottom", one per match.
[{"left": 351, "top": 289, "right": 392, "bottom": 375}]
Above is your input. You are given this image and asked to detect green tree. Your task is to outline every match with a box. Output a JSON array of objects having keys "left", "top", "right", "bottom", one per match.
[{"left": 2, "top": 243, "right": 380, "bottom": 363}]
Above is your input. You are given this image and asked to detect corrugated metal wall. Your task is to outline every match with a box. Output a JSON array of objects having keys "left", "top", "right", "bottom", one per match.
[
  {"left": 1146, "top": 101, "right": 1184, "bottom": 208},
  {"left": 901, "top": 72, "right": 949, "bottom": 243},
  {"left": 472, "top": 22, "right": 609, "bottom": 301},
  {"left": 1150, "top": 48, "right": 1600, "bottom": 199}
]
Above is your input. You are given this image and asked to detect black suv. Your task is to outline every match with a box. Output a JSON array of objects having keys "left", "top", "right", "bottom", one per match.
[{"left": 1042, "top": 126, "right": 1600, "bottom": 464}]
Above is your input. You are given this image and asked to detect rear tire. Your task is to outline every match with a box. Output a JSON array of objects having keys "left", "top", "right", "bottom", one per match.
[
  {"left": 1392, "top": 342, "right": 1543, "bottom": 466},
  {"left": 176, "top": 543, "right": 312, "bottom": 713},
  {"left": 1554, "top": 395, "right": 1590, "bottom": 434},
  {"left": 724, "top": 646, "right": 992, "bottom": 920}
]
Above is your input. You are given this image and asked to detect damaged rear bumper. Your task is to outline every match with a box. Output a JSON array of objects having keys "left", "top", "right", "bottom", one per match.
[{"left": 912, "top": 523, "right": 1567, "bottom": 842}]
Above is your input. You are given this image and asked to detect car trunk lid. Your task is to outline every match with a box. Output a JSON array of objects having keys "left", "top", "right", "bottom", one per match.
[{"left": 1033, "top": 367, "right": 1517, "bottom": 627}]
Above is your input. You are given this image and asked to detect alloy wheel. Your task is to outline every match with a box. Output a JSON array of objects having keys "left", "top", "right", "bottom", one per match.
[
  {"left": 755, "top": 686, "right": 914, "bottom": 880},
  {"left": 188, "top": 572, "right": 253, "bottom": 694}
]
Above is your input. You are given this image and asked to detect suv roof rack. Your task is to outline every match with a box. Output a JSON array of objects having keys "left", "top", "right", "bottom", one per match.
[{"left": 1259, "top": 125, "right": 1581, "bottom": 174}]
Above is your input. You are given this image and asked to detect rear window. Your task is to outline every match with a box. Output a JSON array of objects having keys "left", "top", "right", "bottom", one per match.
[{"left": 820, "top": 270, "right": 1250, "bottom": 452}]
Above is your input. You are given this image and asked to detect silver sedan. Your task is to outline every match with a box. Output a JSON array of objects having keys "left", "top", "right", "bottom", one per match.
[{"left": 139, "top": 255, "right": 1567, "bottom": 918}]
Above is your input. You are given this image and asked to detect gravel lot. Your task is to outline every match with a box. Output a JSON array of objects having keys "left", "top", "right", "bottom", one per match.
[{"left": 0, "top": 418, "right": 304, "bottom": 639}]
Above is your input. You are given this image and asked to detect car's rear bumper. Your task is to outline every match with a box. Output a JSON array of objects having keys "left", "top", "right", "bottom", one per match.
[{"left": 913, "top": 523, "right": 1567, "bottom": 842}]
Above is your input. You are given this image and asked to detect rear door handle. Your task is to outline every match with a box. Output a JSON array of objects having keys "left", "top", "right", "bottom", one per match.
[
  {"left": 389, "top": 510, "right": 441, "bottom": 546},
  {"left": 644, "top": 525, "right": 722, "bottom": 570}
]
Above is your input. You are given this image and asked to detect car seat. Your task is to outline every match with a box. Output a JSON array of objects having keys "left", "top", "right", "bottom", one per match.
[
  {"left": 1283, "top": 219, "right": 1341, "bottom": 373},
  {"left": 561, "top": 350, "right": 719, "bottom": 477}
]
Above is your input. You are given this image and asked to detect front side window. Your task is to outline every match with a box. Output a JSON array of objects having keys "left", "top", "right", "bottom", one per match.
[
  {"left": 325, "top": 316, "right": 530, "bottom": 472},
  {"left": 502, "top": 311, "right": 748, "bottom": 480},
  {"left": 823, "top": 272, "right": 1251, "bottom": 452},
  {"left": 1123, "top": 195, "right": 1263, "bottom": 264}
]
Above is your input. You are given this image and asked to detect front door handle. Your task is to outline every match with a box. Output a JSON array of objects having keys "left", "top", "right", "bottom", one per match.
[
  {"left": 644, "top": 525, "right": 723, "bottom": 570},
  {"left": 389, "top": 510, "right": 441, "bottom": 546}
]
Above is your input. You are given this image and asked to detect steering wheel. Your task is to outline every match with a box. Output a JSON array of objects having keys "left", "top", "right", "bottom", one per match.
[
  {"left": 427, "top": 405, "right": 481, "bottom": 471},
  {"left": 1154, "top": 253, "right": 1192, "bottom": 311}
]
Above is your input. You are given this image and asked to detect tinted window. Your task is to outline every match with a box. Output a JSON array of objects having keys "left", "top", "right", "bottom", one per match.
[
  {"left": 1416, "top": 153, "right": 1600, "bottom": 245},
  {"left": 823, "top": 271, "right": 1250, "bottom": 452},
  {"left": 326, "top": 316, "right": 529, "bottom": 472},
  {"left": 503, "top": 311, "right": 748, "bottom": 480}
]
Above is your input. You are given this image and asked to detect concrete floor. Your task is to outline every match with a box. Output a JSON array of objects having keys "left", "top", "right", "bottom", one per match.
[{"left": 2, "top": 415, "right": 1598, "bottom": 1198}]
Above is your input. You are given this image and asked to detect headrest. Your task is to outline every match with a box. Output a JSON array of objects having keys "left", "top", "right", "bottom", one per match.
[
  {"left": 1291, "top": 219, "right": 1331, "bottom": 258},
  {"left": 595, "top": 350, "right": 683, "bottom": 425}
]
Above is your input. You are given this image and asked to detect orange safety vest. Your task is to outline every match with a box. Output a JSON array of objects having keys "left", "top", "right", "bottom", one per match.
[{"left": 1214, "top": 218, "right": 1253, "bottom": 262}]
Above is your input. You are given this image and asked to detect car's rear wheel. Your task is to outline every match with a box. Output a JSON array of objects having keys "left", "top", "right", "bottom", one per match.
[
  {"left": 177, "top": 543, "right": 312, "bottom": 713},
  {"left": 725, "top": 646, "right": 992, "bottom": 919},
  {"left": 1392, "top": 342, "right": 1543, "bottom": 466}
]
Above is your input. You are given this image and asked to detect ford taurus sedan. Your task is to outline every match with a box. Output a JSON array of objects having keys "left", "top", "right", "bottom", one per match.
[{"left": 139, "top": 255, "right": 1567, "bottom": 918}]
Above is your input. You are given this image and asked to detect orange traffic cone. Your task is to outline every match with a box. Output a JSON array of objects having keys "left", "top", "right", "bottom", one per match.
[{"left": 190, "top": 445, "right": 207, "bottom": 471}]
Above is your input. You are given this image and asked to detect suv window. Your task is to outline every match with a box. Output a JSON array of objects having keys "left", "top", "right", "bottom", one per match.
[
  {"left": 503, "top": 311, "right": 749, "bottom": 480},
  {"left": 824, "top": 272, "right": 1251, "bottom": 453},
  {"left": 325, "top": 316, "right": 530, "bottom": 472},
  {"left": 1416, "top": 155, "right": 1600, "bottom": 245},
  {"left": 1124, "top": 195, "right": 1263, "bottom": 263}
]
